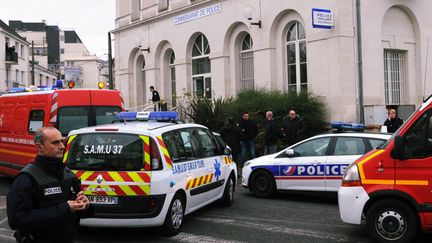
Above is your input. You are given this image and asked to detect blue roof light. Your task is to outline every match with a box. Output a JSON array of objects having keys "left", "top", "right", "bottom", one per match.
[
  {"left": 116, "top": 111, "right": 138, "bottom": 121},
  {"left": 148, "top": 111, "right": 179, "bottom": 121},
  {"left": 331, "top": 122, "right": 365, "bottom": 131},
  {"left": 8, "top": 87, "right": 27, "bottom": 93},
  {"left": 115, "top": 111, "right": 180, "bottom": 122}
]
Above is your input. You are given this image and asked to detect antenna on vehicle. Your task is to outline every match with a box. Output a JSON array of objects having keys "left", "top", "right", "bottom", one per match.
[{"left": 423, "top": 38, "right": 430, "bottom": 102}]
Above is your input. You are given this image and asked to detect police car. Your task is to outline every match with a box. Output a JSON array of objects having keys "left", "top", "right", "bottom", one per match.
[
  {"left": 242, "top": 132, "right": 391, "bottom": 198},
  {"left": 63, "top": 111, "right": 237, "bottom": 236}
]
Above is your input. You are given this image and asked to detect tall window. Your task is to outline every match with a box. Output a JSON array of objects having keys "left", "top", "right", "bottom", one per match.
[
  {"left": 286, "top": 21, "right": 307, "bottom": 93},
  {"left": 240, "top": 34, "right": 254, "bottom": 90},
  {"left": 192, "top": 34, "right": 211, "bottom": 98},
  {"left": 384, "top": 50, "right": 407, "bottom": 105},
  {"left": 169, "top": 52, "right": 176, "bottom": 107}
]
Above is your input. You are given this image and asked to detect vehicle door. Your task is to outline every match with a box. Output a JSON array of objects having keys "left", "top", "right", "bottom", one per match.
[
  {"left": 275, "top": 137, "right": 331, "bottom": 191},
  {"left": 162, "top": 128, "right": 208, "bottom": 211},
  {"left": 196, "top": 128, "right": 227, "bottom": 200},
  {"left": 325, "top": 136, "right": 366, "bottom": 191},
  {"left": 395, "top": 108, "right": 432, "bottom": 208}
]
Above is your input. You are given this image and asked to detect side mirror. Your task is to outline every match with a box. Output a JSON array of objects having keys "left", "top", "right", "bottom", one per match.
[
  {"left": 285, "top": 149, "right": 297, "bottom": 157},
  {"left": 390, "top": 135, "right": 406, "bottom": 160},
  {"left": 223, "top": 146, "right": 232, "bottom": 156}
]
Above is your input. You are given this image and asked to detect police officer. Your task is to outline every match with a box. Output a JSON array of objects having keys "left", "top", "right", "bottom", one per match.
[
  {"left": 7, "top": 127, "right": 91, "bottom": 243},
  {"left": 149, "top": 86, "right": 161, "bottom": 111}
]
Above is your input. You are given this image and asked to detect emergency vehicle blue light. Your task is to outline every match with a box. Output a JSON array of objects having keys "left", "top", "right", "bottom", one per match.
[
  {"left": 116, "top": 112, "right": 138, "bottom": 121},
  {"left": 148, "top": 111, "right": 180, "bottom": 121},
  {"left": 331, "top": 122, "right": 365, "bottom": 131},
  {"left": 37, "top": 86, "right": 52, "bottom": 91},
  {"left": 9, "top": 87, "right": 26, "bottom": 93}
]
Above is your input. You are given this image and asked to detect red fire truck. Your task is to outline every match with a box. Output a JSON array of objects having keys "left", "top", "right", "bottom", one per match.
[
  {"left": 0, "top": 88, "right": 123, "bottom": 177},
  {"left": 339, "top": 95, "right": 432, "bottom": 242}
]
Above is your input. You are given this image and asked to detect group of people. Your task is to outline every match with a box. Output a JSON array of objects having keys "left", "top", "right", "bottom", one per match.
[{"left": 220, "top": 110, "right": 305, "bottom": 174}]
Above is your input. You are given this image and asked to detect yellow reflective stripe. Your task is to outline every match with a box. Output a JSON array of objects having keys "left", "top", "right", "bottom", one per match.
[
  {"left": 79, "top": 171, "right": 94, "bottom": 181},
  {"left": 128, "top": 172, "right": 144, "bottom": 183},
  {"left": 140, "top": 185, "right": 151, "bottom": 195},
  {"left": 188, "top": 179, "right": 194, "bottom": 189},
  {"left": 362, "top": 179, "right": 394, "bottom": 185},
  {"left": 358, "top": 150, "right": 385, "bottom": 180},
  {"left": 157, "top": 136, "right": 170, "bottom": 156},
  {"left": 396, "top": 180, "right": 429, "bottom": 186},
  {"left": 119, "top": 185, "right": 136, "bottom": 196},
  {"left": 100, "top": 184, "right": 116, "bottom": 196},
  {"left": 108, "top": 172, "right": 124, "bottom": 182},
  {"left": 139, "top": 136, "right": 151, "bottom": 167},
  {"left": 0, "top": 148, "right": 35, "bottom": 158},
  {"left": 63, "top": 135, "right": 77, "bottom": 163}
]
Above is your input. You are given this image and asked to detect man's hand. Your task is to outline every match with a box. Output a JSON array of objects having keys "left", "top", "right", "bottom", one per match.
[
  {"left": 75, "top": 191, "right": 90, "bottom": 210},
  {"left": 67, "top": 200, "right": 87, "bottom": 212}
]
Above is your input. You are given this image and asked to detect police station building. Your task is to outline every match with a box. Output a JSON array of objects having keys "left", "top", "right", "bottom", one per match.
[{"left": 113, "top": 0, "right": 432, "bottom": 124}]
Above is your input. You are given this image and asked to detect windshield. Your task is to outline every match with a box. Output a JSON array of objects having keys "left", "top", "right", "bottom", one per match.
[
  {"left": 57, "top": 106, "right": 121, "bottom": 136},
  {"left": 66, "top": 133, "right": 144, "bottom": 171}
]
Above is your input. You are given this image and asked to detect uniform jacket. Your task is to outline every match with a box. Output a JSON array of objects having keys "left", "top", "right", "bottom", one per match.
[
  {"left": 220, "top": 122, "right": 242, "bottom": 154},
  {"left": 7, "top": 155, "right": 92, "bottom": 242},
  {"left": 264, "top": 119, "right": 279, "bottom": 145},
  {"left": 239, "top": 118, "right": 258, "bottom": 141}
]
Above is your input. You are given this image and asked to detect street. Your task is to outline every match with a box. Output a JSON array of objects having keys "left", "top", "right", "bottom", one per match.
[{"left": 0, "top": 176, "right": 430, "bottom": 242}]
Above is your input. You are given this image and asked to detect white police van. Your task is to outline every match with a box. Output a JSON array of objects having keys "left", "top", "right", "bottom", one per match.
[
  {"left": 63, "top": 111, "right": 236, "bottom": 235},
  {"left": 242, "top": 132, "right": 391, "bottom": 198}
]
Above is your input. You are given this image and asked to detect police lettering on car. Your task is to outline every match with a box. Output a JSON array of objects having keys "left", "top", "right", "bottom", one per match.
[{"left": 242, "top": 132, "right": 391, "bottom": 198}]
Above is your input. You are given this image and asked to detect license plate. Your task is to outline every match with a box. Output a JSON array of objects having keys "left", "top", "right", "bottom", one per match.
[{"left": 88, "top": 195, "right": 118, "bottom": 205}]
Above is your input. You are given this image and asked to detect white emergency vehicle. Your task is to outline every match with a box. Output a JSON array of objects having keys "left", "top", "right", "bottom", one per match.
[
  {"left": 63, "top": 111, "right": 237, "bottom": 236},
  {"left": 242, "top": 132, "right": 391, "bottom": 198}
]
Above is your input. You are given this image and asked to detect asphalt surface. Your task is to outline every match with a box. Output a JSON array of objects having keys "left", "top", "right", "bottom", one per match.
[{"left": 0, "top": 176, "right": 430, "bottom": 242}]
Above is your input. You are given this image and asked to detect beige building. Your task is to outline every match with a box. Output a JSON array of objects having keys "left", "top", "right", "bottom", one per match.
[{"left": 113, "top": 0, "right": 432, "bottom": 123}]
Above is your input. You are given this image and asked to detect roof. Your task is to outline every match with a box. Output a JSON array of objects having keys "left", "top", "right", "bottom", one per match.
[
  {"left": 312, "top": 132, "right": 392, "bottom": 140},
  {"left": 0, "top": 19, "right": 29, "bottom": 43},
  {"left": 69, "top": 122, "right": 206, "bottom": 136}
]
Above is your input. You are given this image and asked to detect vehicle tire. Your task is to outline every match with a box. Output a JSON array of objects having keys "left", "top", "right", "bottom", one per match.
[
  {"left": 366, "top": 199, "right": 418, "bottom": 243},
  {"left": 250, "top": 170, "right": 276, "bottom": 198},
  {"left": 218, "top": 174, "right": 235, "bottom": 206},
  {"left": 162, "top": 193, "right": 185, "bottom": 236}
]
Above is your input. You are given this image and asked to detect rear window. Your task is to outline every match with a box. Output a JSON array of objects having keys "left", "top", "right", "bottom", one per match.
[{"left": 66, "top": 133, "right": 144, "bottom": 171}]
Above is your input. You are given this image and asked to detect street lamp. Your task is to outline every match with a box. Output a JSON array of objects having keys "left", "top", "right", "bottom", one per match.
[
  {"left": 134, "top": 37, "right": 150, "bottom": 53},
  {"left": 243, "top": 6, "right": 261, "bottom": 28}
]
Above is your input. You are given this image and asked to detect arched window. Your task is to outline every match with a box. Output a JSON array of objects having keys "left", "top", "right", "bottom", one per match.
[
  {"left": 169, "top": 52, "right": 176, "bottom": 107},
  {"left": 240, "top": 34, "right": 254, "bottom": 90},
  {"left": 286, "top": 21, "right": 307, "bottom": 93},
  {"left": 192, "top": 34, "right": 211, "bottom": 98}
]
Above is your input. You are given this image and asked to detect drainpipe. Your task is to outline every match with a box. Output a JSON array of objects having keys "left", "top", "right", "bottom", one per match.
[{"left": 356, "top": 0, "right": 365, "bottom": 123}]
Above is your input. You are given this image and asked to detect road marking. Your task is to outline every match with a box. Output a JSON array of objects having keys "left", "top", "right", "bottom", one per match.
[
  {"left": 195, "top": 216, "right": 353, "bottom": 242},
  {"left": 171, "top": 232, "right": 245, "bottom": 243},
  {"left": 206, "top": 213, "right": 353, "bottom": 229}
]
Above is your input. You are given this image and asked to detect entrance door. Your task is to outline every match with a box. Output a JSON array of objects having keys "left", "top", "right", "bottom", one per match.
[{"left": 193, "top": 76, "right": 211, "bottom": 99}]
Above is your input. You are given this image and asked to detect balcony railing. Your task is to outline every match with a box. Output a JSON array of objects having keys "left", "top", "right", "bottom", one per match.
[{"left": 5, "top": 46, "right": 18, "bottom": 64}]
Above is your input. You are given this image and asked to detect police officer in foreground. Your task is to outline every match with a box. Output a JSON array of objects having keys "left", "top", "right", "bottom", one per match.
[{"left": 7, "top": 127, "right": 92, "bottom": 243}]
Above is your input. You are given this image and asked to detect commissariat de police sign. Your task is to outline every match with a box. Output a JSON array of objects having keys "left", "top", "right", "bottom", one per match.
[
  {"left": 173, "top": 3, "right": 222, "bottom": 25},
  {"left": 312, "top": 8, "right": 334, "bottom": 29}
]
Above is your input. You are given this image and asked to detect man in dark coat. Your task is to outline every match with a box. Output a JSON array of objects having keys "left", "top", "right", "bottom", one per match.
[
  {"left": 281, "top": 110, "right": 305, "bottom": 147},
  {"left": 238, "top": 111, "right": 258, "bottom": 166},
  {"left": 383, "top": 108, "right": 403, "bottom": 133},
  {"left": 7, "top": 127, "right": 91, "bottom": 243},
  {"left": 264, "top": 111, "right": 278, "bottom": 154},
  {"left": 150, "top": 86, "right": 161, "bottom": 111},
  {"left": 220, "top": 117, "right": 241, "bottom": 167}
]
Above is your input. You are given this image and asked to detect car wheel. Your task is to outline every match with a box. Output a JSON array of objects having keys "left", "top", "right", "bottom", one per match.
[
  {"left": 162, "top": 193, "right": 185, "bottom": 236},
  {"left": 366, "top": 199, "right": 418, "bottom": 243},
  {"left": 250, "top": 170, "right": 276, "bottom": 198},
  {"left": 219, "top": 174, "right": 235, "bottom": 206}
]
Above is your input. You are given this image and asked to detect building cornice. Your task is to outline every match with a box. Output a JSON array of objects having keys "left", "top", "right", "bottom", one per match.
[{"left": 111, "top": 0, "right": 219, "bottom": 34}]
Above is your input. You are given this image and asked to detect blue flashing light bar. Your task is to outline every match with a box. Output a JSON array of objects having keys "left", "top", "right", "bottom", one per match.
[
  {"left": 148, "top": 111, "right": 179, "bottom": 121},
  {"left": 8, "top": 87, "right": 27, "bottom": 93},
  {"left": 331, "top": 122, "right": 365, "bottom": 131},
  {"left": 115, "top": 111, "right": 180, "bottom": 122}
]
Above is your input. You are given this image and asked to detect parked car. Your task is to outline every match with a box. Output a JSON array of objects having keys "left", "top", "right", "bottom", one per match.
[{"left": 242, "top": 132, "right": 391, "bottom": 198}]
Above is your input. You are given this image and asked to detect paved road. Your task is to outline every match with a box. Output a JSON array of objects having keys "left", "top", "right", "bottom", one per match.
[{"left": 0, "top": 176, "right": 430, "bottom": 242}]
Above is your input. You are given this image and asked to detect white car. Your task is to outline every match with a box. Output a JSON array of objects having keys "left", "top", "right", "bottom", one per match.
[
  {"left": 242, "top": 132, "right": 391, "bottom": 198},
  {"left": 64, "top": 111, "right": 237, "bottom": 236}
]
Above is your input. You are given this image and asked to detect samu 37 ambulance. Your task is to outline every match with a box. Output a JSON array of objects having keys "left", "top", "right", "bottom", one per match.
[
  {"left": 339, "top": 95, "right": 432, "bottom": 243},
  {"left": 63, "top": 111, "right": 236, "bottom": 236},
  {"left": 0, "top": 87, "right": 123, "bottom": 177}
]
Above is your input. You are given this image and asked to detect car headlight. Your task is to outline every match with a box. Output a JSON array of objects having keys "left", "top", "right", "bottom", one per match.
[{"left": 341, "top": 163, "right": 361, "bottom": 187}]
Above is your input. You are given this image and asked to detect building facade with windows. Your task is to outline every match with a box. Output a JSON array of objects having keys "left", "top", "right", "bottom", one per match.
[{"left": 113, "top": 0, "right": 432, "bottom": 123}]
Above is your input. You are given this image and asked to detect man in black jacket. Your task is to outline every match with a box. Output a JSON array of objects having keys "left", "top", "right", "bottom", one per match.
[
  {"left": 7, "top": 127, "right": 91, "bottom": 243},
  {"left": 264, "top": 111, "right": 278, "bottom": 155},
  {"left": 150, "top": 86, "right": 161, "bottom": 111},
  {"left": 220, "top": 117, "right": 241, "bottom": 164},
  {"left": 239, "top": 112, "right": 258, "bottom": 167},
  {"left": 281, "top": 110, "right": 305, "bottom": 147},
  {"left": 383, "top": 108, "right": 403, "bottom": 133}
]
